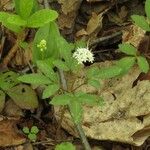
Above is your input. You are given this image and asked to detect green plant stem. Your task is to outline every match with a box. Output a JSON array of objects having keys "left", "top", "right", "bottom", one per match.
[
  {"left": 43, "top": 0, "right": 90, "bottom": 148},
  {"left": 58, "top": 69, "right": 91, "bottom": 150}
]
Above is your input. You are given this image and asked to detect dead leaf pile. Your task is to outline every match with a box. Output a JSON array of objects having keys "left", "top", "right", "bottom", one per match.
[
  {"left": 54, "top": 61, "right": 150, "bottom": 146},
  {"left": 0, "top": 119, "right": 26, "bottom": 147}
]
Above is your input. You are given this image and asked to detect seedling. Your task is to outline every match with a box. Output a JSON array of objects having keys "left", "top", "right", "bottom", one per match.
[
  {"left": 23, "top": 126, "right": 39, "bottom": 142},
  {"left": 55, "top": 142, "right": 76, "bottom": 150}
]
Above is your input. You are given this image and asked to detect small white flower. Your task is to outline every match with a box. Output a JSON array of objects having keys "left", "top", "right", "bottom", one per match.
[
  {"left": 73, "top": 47, "right": 94, "bottom": 64},
  {"left": 37, "top": 39, "right": 47, "bottom": 52}
]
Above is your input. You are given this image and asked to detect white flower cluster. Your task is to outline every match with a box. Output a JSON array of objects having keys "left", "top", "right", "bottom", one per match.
[
  {"left": 37, "top": 39, "right": 47, "bottom": 52},
  {"left": 73, "top": 47, "right": 94, "bottom": 64}
]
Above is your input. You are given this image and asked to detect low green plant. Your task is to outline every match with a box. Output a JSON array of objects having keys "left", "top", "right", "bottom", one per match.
[
  {"left": 0, "top": 0, "right": 58, "bottom": 33},
  {"left": 131, "top": 0, "right": 150, "bottom": 31},
  {"left": 55, "top": 142, "right": 76, "bottom": 150},
  {"left": 117, "top": 43, "right": 149, "bottom": 74},
  {"left": 1, "top": 0, "right": 150, "bottom": 149},
  {"left": 23, "top": 126, "right": 39, "bottom": 142}
]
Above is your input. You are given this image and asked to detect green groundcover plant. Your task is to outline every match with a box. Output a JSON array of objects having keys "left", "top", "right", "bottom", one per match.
[
  {"left": 23, "top": 126, "right": 39, "bottom": 142},
  {"left": 0, "top": 0, "right": 150, "bottom": 149}
]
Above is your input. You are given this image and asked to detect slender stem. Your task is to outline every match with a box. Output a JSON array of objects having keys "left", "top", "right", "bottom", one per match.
[
  {"left": 43, "top": 1, "right": 91, "bottom": 148},
  {"left": 71, "top": 82, "right": 86, "bottom": 92},
  {"left": 58, "top": 69, "right": 91, "bottom": 150}
]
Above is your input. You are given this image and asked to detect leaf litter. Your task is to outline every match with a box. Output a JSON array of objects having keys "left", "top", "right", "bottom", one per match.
[{"left": 0, "top": 0, "right": 150, "bottom": 149}]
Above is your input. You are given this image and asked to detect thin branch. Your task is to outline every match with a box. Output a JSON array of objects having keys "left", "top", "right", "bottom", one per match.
[
  {"left": 58, "top": 69, "right": 91, "bottom": 150},
  {"left": 1, "top": 31, "right": 27, "bottom": 67},
  {"left": 89, "top": 31, "right": 122, "bottom": 47}
]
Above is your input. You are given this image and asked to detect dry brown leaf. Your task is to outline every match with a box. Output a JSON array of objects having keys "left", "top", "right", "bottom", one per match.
[
  {"left": 58, "top": 0, "right": 79, "bottom": 15},
  {"left": 4, "top": 100, "right": 24, "bottom": 117},
  {"left": 58, "top": 0, "right": 81, "bottom": 29},
  {"left": 58, "top": 12, "right": 77, "bottom": 29},
  {"left": 0, "top": 119, "right": 26, "bottom": 147},
  {"left": 55, "top": 61, "right": 150, "bottom": 146},
  {"left": 122, "top": 25, "right": 146, "bottom": 48},
  {"left": 76, "top": 29, "right": 88, "bottom": 38},
  {"left": 118, "top": 6, "right": 128, "bottom": 19},
  {"left": 86, "top": 12, "right": 103, "bottom": 35}
]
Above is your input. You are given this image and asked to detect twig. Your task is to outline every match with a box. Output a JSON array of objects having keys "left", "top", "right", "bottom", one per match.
[
  {"left": 89, "top": 31, "right": 122, "bottom": 47},
  {"left": 58, "top": 69, "right": 91, "bottom": 150},
  {"left": 1, "top": 31, "right": 26, "bottom": 67}
]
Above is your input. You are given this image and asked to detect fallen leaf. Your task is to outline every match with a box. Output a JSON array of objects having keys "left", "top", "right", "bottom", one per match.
[
  {"left": 0, "top": 119, "right": 26, "bottom": 147},
  {"left": 86, "top": 12, "right": 103, "bottom": 35},
  {"left": 122, "top": 25, "right": 146, "bottom": 48},
  {"left": 58, "top": 0, "right": 82, "bottom": 29},
  {"left": 54, "top": 61, "right": 150, "bottom": 146},
  {"left": 76, "top": 29, "right": 88, "bottom": 37},
  {"left": 4, "top": 99, "right": 24, "bottom": 117}
]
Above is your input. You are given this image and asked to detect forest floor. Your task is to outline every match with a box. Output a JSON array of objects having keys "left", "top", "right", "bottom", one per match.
[{"left": 0, "top": 0, "right": 150, "bottom": 149}]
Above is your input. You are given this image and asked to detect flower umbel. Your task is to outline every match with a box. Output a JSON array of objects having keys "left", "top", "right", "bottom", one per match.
[
  {"left": 37, "top": 39, "right": 47, "bottom": 52},
  {"left": 73, "top": 47, "right": 94, "bottom": 64}
]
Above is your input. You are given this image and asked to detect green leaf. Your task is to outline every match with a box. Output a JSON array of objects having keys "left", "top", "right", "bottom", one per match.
[
  {"left": 7, "top": 84, "right": 38, "bottom": 109},
  {"left": 69, "top": 101, "right": 83, "bottom": 124},
  {"left": 14, "top": 0, "right": 20, "bottom": 15},
  {"left": 19, "top": 0, "right": 34, "bottom": 19},
  {"left": 32, "top": 22, "right": 60, "bottom": 62},
  {"left": 88, "top": 79, "right": 101, "bottom": 89},
  {"left": 98, "top": 66, "right": 122, "bottom": 79},
  {"left": 145, "top": 0, "right": 150, "bottom": 19},
  {"left": 42, "top": 84, "right": 59, "bottom": 99},
  {"left": 50, "top": 94, "right": 72, "bottom": 106},
  {"left": 118, "top": 43, "right": 137, "bottom": 55},
  {"left": 28, "top": 133, "right": 37, "bottom": 141},
  {"left": 137, "top": 56, "right": 149, "bottom": 73},
  {"left": 75, "top": 92, "right": 98, "bottom": 105},
  {"left": 0, "top": 12, "right": 22, "bottom": 33},
  {"left": 131, "top": 15, "right": 150, "bottom": 31},
  {"left": 116, "top": 57, "right": 136, "bottom": 75},
  {"left": 0, "top": 71, "right": 20, "bottom": 91},
  {"left": 31, "top": 126, "right": 39, "bottom": 134},
  {"left": 14, "top": 0, "right": 39, "bottom": 16},
  {"left": 53, "top": 60, "right": 69, "bottom": 71},
  {"left": 86, "top": 66, "right": 100, "bottom": 79},
  {"left": 7, "top": 14, "right": 27, "bottom": 26},
  {"left": 36, "top": 60, "right": 58, "bottom": 82},
  {"left": 27, "top": 9, "right": 58, "bottom": 28},
  {"left": 55, "top": 142, "right": 76, "bottom": 150},
  {"left": 23, "top": 127, "right": 30, "bottom": 134},
  {"left": 18, "top": 74, "right": 52, "bottom": 85},
  {"left": 0, "top": 90, "right": 5, "bottom": 113}
]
